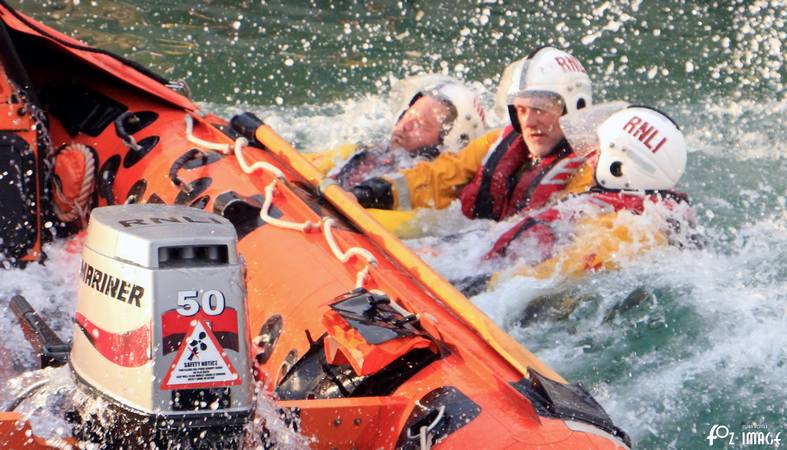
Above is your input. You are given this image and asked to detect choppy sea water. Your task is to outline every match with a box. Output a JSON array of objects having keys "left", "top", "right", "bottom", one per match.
[{"left": 2, "top": 1, "right": 785, "bottom": 448}]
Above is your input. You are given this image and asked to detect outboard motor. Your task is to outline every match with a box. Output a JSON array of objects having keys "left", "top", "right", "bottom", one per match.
[{"left": 69, "top": 204, "right": 254, "bottom": 448}]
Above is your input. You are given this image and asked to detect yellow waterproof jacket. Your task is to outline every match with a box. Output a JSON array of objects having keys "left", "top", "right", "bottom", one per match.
[
  {"left": 386, "top": 130, "right": 596, "bottom": 211},
  {"left": 386, "top": 129, "right": 503, "bottom": 209},
  {"left": 487, "top": 190, "right": 693, "bottom": 285},
  {"left": 511, "top": 212, "right": 669, "bottom": 280},
  {"left": 561, "top": 160, "right": 595, "bottom": 198},
  {"left": 303, "top": 143, "right": 360, "bottom": 175}
]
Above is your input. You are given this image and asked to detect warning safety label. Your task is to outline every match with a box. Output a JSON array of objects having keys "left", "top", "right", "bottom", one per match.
[{"left": 160, "top": 318, "right": 241, "bottom": 390}]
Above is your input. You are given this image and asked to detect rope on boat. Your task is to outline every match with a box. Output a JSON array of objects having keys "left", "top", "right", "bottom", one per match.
[
  {"left": 184, "top": 115, "right": 234, "bottom": 152},
  {"left": 52, "top": 143, "right": 95, "bottom": 226},
  {"left": 322, "top": 218, "right": 377, "bottom": 265},
  {"left": 184, "top": 114, "right": 377, "bottom": 288},
  {"left": 232, "top": 136, "right": 285, "bottom": 178},
  {"left": 370, "top": 288, "right": 419, "bottom": 322},
  {"left": 261, "top": 179, "right": 320, "bottom": 232},
  {"left": 115, "top": 112, "right": 142, "bottom": 152},
  {"left": 420, "top": 427, "right": 433, "bottom": 450},
  {"left": 403, "top": 404, "right": 445, "bottom": 450},
  {"left": 355, "top": 265, "right": 371, "bottom": 290}
]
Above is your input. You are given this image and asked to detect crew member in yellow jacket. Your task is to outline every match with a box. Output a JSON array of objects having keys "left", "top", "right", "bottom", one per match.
[
  {"left": 349, "top": 47, "right": 596, "bottom": 222},
  {"left": 307, "top": 80, "right": 487, "bottom": 192}
]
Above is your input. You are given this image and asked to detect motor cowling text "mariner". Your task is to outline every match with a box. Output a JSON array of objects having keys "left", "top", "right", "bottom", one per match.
[{"left": 80, "top": 261, "right": 144, "bottom": 308}]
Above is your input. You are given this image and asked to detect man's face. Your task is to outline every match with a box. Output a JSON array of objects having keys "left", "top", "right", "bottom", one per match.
[
  {"left": 390, "top": 95, "right": 451, "bottom": 153},
  {"left": 513, "top": 95, "right": 565, "bottom": 158}
]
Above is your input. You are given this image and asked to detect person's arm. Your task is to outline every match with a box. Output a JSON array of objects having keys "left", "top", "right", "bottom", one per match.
[
  {"left": 386, "top": 129, "right": 502, "bottom": 209},
  {"left": 303, "top": 143, "right": 359, "bottom": 175}
]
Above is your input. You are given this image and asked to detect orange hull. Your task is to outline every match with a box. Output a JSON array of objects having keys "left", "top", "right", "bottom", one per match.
[
  {"left": 0, "top": 412, "right": 68, "bottom": 449},
  {"left": 0, "top": 3, "right": 628, "bottom": 448}
]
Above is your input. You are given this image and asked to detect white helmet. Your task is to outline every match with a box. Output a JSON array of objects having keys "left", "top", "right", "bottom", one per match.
[
  {"left": 407, "top": 81, "right": 487, "bottom": 151},
  {"left": 595, "top": 106, "right": 687, "bottom": 191},
  {"left": 494, "top": 58, "right": 524, "bottom": 121},
  {"left": 502, "top": 47, "right": 593, "bottom": 132}
]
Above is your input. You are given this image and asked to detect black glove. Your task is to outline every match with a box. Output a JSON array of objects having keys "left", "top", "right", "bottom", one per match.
[{"left": 351, "top": 177, "right": 394, "bottom": 209}]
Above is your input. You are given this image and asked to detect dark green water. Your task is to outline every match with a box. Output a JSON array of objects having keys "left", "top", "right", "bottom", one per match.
[
  {"left": 4, "top": 1, "right": 786, "bottom": 448},
  {"left": 11, "top": 0, "right": 785, "bottom": 105}
]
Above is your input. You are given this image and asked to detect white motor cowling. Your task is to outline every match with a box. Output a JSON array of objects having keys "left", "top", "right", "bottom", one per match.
[{"left": 71, "top": 204, "right": 253, "bottom": 447}]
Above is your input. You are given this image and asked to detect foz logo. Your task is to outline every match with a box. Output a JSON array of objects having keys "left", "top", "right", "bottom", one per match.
[
  {"left": 741, "top": 426, "right": 781, "bottom": 447},
  {"left": 707, "top": 425, "right": 734, "bottom": 446},
  {"left": 707, "top": 423, "right": 782, "bottom": 447}
]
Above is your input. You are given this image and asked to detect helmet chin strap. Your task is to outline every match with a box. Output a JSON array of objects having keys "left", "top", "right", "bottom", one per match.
[
  {"left": 412, "top": 145, "right": 440, "bottom": 159},
  {"left": 508, "top": 105, "right": 522, "bottom": 133},
  {"left": 411, "top": 145, "right": 441, "bottom": 160},
  {"left": 386, "top": 140, "right": 440, "bottom": 160}
]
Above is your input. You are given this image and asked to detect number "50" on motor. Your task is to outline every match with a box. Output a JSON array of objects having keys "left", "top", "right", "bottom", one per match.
[{"left": 176, "top": 290, "right": 225, "bottom": 316}]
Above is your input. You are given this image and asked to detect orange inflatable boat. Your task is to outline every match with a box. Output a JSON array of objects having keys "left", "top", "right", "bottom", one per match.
[{"left": 0, "top": 2, "right": 630, "bottom": 448}]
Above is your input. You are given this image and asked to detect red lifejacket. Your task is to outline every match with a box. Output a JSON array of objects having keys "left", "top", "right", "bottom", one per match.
[
  {"left": 458, "top": 126, "right": 585, "bottom": 221},
  {"left": 486, "top": 190, "right": 690, "bottom": 260}
]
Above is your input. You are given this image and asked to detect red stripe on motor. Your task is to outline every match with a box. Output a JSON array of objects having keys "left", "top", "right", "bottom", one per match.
[
  {"left": 74, "top": 312, "right": 151, "bottom": 367},
  {"left": 161, "top": 308, "right": 238, "bottom": 337}
]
